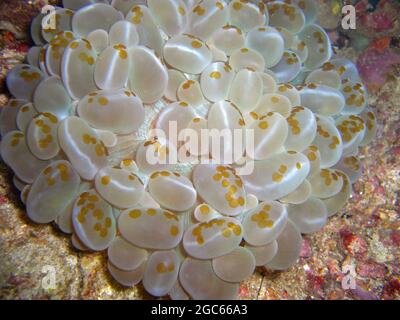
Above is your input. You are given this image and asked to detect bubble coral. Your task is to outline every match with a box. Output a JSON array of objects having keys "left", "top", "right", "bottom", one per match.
[{"left": 0, "top": 0, "right": 377, "bottom": 299}]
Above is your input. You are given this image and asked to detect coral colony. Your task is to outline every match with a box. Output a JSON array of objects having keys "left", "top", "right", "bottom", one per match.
[{"left": 0, "top": 0, "right": 376, "bottom": 299}]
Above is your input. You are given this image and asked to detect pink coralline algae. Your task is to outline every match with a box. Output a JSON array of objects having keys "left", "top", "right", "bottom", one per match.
[
  {"left": 355, "top": 0, "right": 398, "bottom": 34},
  {"left": 340, "top": 229, "right": 368, "bottom": 256},
  {"left": 357, "top": 47, "right": 400, "bottom": 91},
  {"left": 358, "top": 8, "right": 394, "bottom": 33},
  {"left": 300, "top": 238, "right": 312, "bottom": 258},
  {"left": 382, "top": 278, "right": 400, "bottom": 300},
  {"left": 357, "top": 260, "right": 387, "bottom": 279},
  {"left": 349, "top": 0, "right": 400, "bottom": 91}
]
